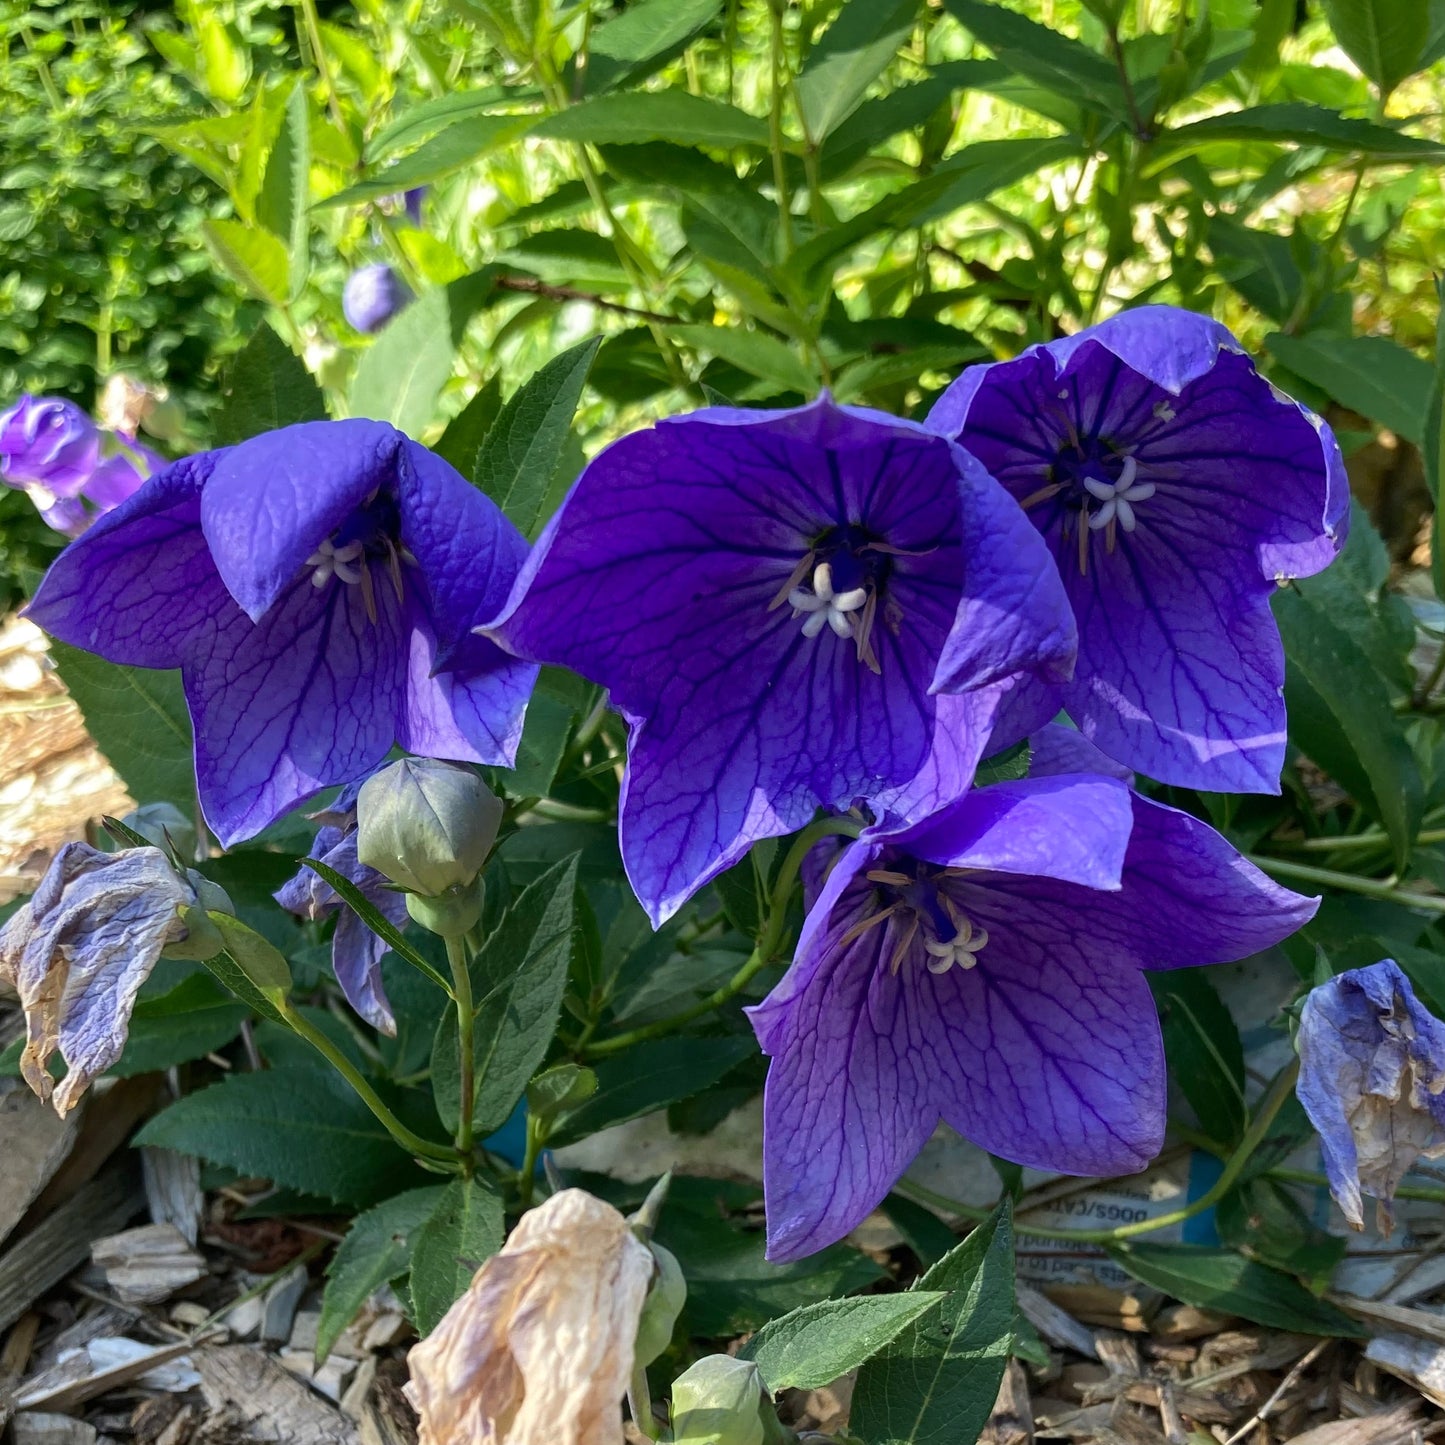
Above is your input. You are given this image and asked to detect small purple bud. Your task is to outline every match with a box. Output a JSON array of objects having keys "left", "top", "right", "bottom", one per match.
[
  {"left": 0, "top": 395, "right": 100, "bottom": 495},
  {"left": 343, "top": 264, "right": 413, "bottom": 334}
]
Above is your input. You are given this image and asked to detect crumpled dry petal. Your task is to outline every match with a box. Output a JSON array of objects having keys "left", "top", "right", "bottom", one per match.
[
  {"left": 0, "top": 842, "right": 192, "bottom": 1115},
  {"left": 404, "top": 1189, "right": 654, "bottom": 1445},
  {"left": 1297, "top": 959, "right": 1445, "bottom": 1230}
]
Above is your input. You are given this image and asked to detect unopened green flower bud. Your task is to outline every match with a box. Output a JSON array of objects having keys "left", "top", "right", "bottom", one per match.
[
  {"left": 670, "top": 1356, "right": 786, "bottom": 1445},
  {"left": 633, "top": 1242, "right": 686, "bottom": 1368},
  {"left": 356, "top": 758, "right": 502, "bottom": 897},
  {"left": 405, "top": 877, "right": 484, "bottom": 939}
]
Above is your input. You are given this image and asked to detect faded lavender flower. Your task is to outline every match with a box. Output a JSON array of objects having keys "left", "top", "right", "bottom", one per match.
[
  {"left": 275, "top": 784, "right": 407, "bottom": 1035},
  {"left": 0, "top": 843, "right": 196, "bottom": 1114},
  {"left": 344, "top": 263, "right": 413, "bottom": 333},
  {"left": 403, "top": 1188, "right": 655, "bottom": 1445},
  {"left": 28, "top": 419, "right": 535, "bottom": 845},
  {"left": 490, "top": 395, "right": 1077, "bottom": 924},
  {"left": 1297, "top": 959, "right": 1445, "bottom": 1230},
  {"left": 929, "top": 306, "right": 1347, "bottom": 790},
  {"left": 749, "top": 727, "right": 1317, "bottom": 1261}
]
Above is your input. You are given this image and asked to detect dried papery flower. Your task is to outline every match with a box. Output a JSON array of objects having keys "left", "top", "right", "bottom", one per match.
[{"left": 404, "top": 1189, "right": 655, "bottom": 1445}]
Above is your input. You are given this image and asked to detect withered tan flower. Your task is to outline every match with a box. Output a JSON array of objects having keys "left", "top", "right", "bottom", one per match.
[{"left": 404, "top": 1188, "right": 655, "bottom": 1445}]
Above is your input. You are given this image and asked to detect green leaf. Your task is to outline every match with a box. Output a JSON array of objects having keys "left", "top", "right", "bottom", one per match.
[
  {"left": 534, "top": 92, "right": 769, "bottom": 150},
  {"left": 114, "top": 975, "right": 249, "bottom": 1077},
  {"left": 433, "top": 856, "right": 579, "bottom": 1136},
  {"left": 433, "top": 377, "right": 502, "bottom": 481},
  {"left": 471, "top": 855, "right": 579, "bottom": 1134},
  {"left": 1155, "top": 105, "right": 1445, "bottom": 162},
  {"left": 203, "top": 218, "right": 290, "bottom": 307},
  {"left": 1108, "top": 1244, "right": 1364, "bottom": 1335},
  {"left": 503, "top": 668, "right": 588, "bottom": 798},
  {"left": 213, "top": 323, "right": 327, "bottom": 448},
  {"left": 583, "top": 0, "right": 724, "bottom": 94},
  {"left": 202, "top": 952, "right": 292, "bottom": 1027},
  {"left": 1321, "top": 0, "right": 1427, "bottom": 98},
  {"left": 136, "top": 1066, "right": 418, "bottom": 1206},
  {"left": 1206, "top": 217, "right": 1302, "bottom": 325},
  {"left": 318, "top": 1186, "right": 445, "bottom": 1363},
  {"left": 1274, "top": 586, "right": 1423, "bottom": 870},
  {"left": 742, "top": 1293, "right": 949, "bottom": 1391},
  {"left": 942, "top": 0, "right": 1126, "bottom": 120},
  {"left": 474, "top": 336, "right": 600, "bottom": 536},
  {"left": 671, "top": 324, "right": 816, "bottom": 394},
  {"left": 551, "top": 1036, "right": 758, "bottom": 1146},
  {"left": 325, "top": 114, "right": 537, "bottom": 208},
  {"left": 255, "top": 81, "right": 310, "bottom": 301},
  {"left": 851, "top": 1199, "right": 1016, "bottom": 1445},
  {"left": 409, "top": 1177, "right": 505, "bottom": 1335},
  {"left": 49, "top": 643, "right": 193, "bottom": 811},
  {"left": 1149, "top": 970, "right": 1246, "bottom": 1146},
  {"left": 1214, "top": 1180, "right": 1347, "bottom": 1292},
  {"left": 1265, "top": 332, "right": 1432, "bottom": 446},
  {"left": 367, "top": 88, "right": 533, "bottom": 162},
  {"left": 796, "top": 0, "right": 919, "bottom": 146},
  {"left": 209, "top": 913, "right": 293, "bottom": 996},
  {"left": 349, "top": 270, "right": 498, "bottom": 438}
]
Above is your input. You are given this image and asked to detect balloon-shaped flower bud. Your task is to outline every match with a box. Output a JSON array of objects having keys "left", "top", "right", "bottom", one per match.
[
  {"left": 356, "top": 758, "right": 502, "bottom": 937},
  {"left": 343, "top": 263, "right": 413, "bottom": 333},
  {"left": 669, "top": 1356, "right": 787, "bottom": 1445}
]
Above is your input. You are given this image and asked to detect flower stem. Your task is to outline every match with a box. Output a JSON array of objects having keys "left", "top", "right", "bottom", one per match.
[
  {"left": 580, "top": 815, "right": 864, "bottom": 1059},
  {"left": 282, "top": 1004, "right": 460, "bottom": 1166},
  {"left": 1282, "top": 827, "right": 1445, "bottom": 853},
  {"left": 447, "top": 934, "right": 477, "bottom": 1164},
  {"left": 901, "top": 1061, "right": 1300, "bottom": 1246},
  {"left": 767, "top": 0, "right": 795, "bottom": 255},
  {"left": 517, "top": 1113, "right": 544, "bottom": 1210},
  {"left": 1268, "top": 1166, "right": 1445, "bottom": 1206},
  {"left": 1251, "top": 856, "right": 1445, "bottom": 914}
]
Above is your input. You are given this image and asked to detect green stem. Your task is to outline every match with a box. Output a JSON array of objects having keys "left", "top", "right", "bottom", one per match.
[
  {"left": 447, "top": 934, "right": 477, "bottom": 1163},
  {"left": 283, "top": 1004, "right": 460, "bottom": 1165},
  {"left": 767, "top": 0, "right": 795, "bottom": 255},
  {"left": 1269, "top": 1166, "right": 1445, "bottom": 1206},
  {"left": 581, "top": 815, "right": 864, "bottom": 1059},
  {"left": 517, "top": 1114, "right": 544, "bottom": 1210},
  {"left": 19, "top": 26, "right": 63, "bottom": 111},
  {"left": 902, "top": 1062, "right": 1300, "bottom": 1246},
  {"left": 1251, "top": 856, "right": 1445, "bottom": 914},
  {"left": 296, "top": 0, "right": 348, "bottom": 140},
  {"left": 1282, "top": 826, "right": 1445, "bottom": 854}
]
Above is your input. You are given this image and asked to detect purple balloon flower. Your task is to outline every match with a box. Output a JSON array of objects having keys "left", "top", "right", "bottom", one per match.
[
  {"left": 928, "top": 305, "right": 1348, "bottom": 792},
  {"left": 0, "top": 842, "right": 193, "bottom": 1115},
  {"left": 28, "top": 419, "right": 536, "bottom": 845},
  {"left": 344, "top": 264, "right": 413, "bottom": 333},
  {"left": 1297, "top": 959, "right": 1445, "bottom": 1231},
  {"left": 489, "top": 396, "right": 1077, "bottom": 924},
  {"left": 276, "top": 786, "right": 407, "bottom": 1035},
  {"left": 747, "top": 726, "right": 1317, "bottom": 1262}
]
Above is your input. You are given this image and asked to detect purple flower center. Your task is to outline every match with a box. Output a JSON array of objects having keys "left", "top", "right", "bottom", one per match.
[
  {"left": 844, "top": 859, "right": 989, "bottom": 977},
  {"left": 776, "top": 523, "right": 900, "bottom": 674},
  {"left": 1021, "top": 437, "right": 1158, "bottom": 576},
  {"left": 305, "top": 488, "right": 414, "bottom": 624}
]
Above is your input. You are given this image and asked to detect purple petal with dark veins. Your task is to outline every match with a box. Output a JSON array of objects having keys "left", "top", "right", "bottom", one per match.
[
  {"left": 400, "top": 629, "right": 535, "bottom": 769},
  {"left": 396, "top": 439, "right": 531, "bottom": 662},
  {"left": 186, "top": 566, "right": 410, "bottom": 846},
  {"left": 888, "top": 773, "right": 1133, "bottom": 892},
  {"left": 1101, "top": 793, "right": 1318, "bottom": 965},
  {"left": 200, "top": 420, "right": 403, "bottom": 621},
  {"left": 26, "top": 456, "right": 228, "bottom": 667}
]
